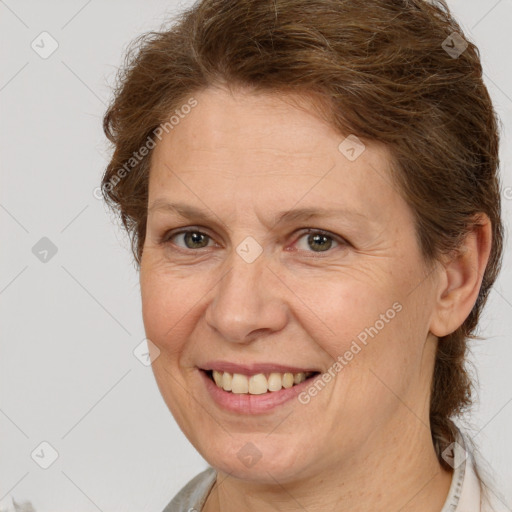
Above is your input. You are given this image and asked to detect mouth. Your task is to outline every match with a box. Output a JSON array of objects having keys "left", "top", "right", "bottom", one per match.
[{"left": 201, "top": 369, "right": 321, "bottom": 395}]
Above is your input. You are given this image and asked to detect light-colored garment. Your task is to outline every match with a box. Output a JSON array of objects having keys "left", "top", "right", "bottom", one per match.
[
  {"left": 162, "top": 467, "right": 216, "bottom": 512},
  {"left": 439, "top": 428, "right": 485, "bottom": 512},
  {"left": 162, "top": 428, "right": 500, "bottom": 512}
]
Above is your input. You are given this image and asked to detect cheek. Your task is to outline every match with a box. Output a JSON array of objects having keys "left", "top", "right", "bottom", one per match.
[
  {"left": 305, "top": 264, "right": 427, "bottom": 389},
  {"left": 325, "top": 286, "right": 432, "bottom": 415},
  {"left": 140, "top": 265, "right": 202, "bottom": 353},
  {"left": 296, "top": 272, "right": 401, "bottom": 349}
]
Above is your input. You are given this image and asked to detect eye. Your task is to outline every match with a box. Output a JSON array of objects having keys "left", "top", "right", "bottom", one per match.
[
  {"left": 160, "top": 227, "right": 347, "bottom": 254},
  {"left": 162, "top": 229, "right": 215, "bottom": 250},
  {"left": 293, "top": 229, "right": 346, "bottom": 254}
]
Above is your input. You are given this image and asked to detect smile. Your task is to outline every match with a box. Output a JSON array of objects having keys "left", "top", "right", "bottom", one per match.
[
  {"left": 199, "top": 368, "right": 322, "bottom": 414},
  {"left": 207, "top": 370, "right": 318, "bottom": 394}
]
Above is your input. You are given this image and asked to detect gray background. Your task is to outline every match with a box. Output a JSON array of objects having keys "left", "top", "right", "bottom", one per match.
[{"left": 1, "top": 1, "right": 511, "bottom": 511}]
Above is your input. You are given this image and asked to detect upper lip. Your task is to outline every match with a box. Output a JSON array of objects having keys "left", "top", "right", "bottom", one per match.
[{"left": 199, "top": 361, "right": 320, "bottom": 375}]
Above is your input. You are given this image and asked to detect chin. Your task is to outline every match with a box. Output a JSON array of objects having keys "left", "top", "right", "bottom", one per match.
[{"left": 202, "top": 440, "right": 313, "bottom": 483}]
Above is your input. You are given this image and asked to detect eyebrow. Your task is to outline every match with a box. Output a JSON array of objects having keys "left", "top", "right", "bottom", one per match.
[{"left": 148, "top": 200, "right": 369, "bottom": 226}]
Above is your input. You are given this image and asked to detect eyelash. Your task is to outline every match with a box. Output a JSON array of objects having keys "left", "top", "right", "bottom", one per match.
[{"left": 159, "top": 227, "right": 348, "bottom": 256}]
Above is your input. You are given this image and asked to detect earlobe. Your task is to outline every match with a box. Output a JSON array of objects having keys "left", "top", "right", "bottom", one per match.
[{"left": 429, "top": 214, "right": 492, "bottom": 338}]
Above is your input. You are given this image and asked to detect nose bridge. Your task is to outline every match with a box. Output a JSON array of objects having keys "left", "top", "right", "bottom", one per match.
[{"left": 205, "top": 242, "right": 287, "bottom": 343}]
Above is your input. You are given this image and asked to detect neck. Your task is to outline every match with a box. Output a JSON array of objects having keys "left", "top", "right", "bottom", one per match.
[{"left": 202, "top": 424, "right": 453, "bottom": 512}]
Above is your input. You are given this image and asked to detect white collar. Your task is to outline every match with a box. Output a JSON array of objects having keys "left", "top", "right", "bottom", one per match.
[{"left": 440, "top": 427, "right": 482, "bottom": 512}]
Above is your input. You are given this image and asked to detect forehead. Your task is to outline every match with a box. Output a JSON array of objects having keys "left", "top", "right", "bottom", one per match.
[{"left": 148, "top": 87, "right": 405, "bottom": 225}]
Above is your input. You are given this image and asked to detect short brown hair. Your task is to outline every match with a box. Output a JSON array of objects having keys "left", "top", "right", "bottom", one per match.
[{"left": 102, "top": 0, "right": 503, "bottom": 480}]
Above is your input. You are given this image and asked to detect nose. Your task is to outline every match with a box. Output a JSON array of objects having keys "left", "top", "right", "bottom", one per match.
[{"left": 204, "top": 249, "right": 288, "bottom": 344}]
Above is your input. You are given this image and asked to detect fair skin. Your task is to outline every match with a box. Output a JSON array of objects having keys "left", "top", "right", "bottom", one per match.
[{"left": 140, "top": 86, "right": 492, "bottom": 512}]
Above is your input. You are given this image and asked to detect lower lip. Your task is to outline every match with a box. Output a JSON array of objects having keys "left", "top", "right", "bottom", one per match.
[{"left": 199, "top": 370, "right": 317, "bottom": 414}]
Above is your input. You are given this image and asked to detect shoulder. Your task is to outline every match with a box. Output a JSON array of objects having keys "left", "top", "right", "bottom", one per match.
[{"left": 161, "top": 467, "right": 217, "bottom": 512}]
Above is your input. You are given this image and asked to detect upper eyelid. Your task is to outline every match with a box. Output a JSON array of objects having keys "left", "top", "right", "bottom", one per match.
[
  {"left": 162, "top": 226, "right": 216, "bottom": 243},
  {"left": 162, "top": 227, "right": 346, "bottom": 249}
]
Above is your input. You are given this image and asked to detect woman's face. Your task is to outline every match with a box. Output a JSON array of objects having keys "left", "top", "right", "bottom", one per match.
[{"left": 140, "top": 87, "right": 441, "bottom": 483}]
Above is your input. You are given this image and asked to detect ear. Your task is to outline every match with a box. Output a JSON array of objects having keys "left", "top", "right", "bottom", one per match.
[{"left": 429, "top": 214, "right": 492, "bottom": 338}]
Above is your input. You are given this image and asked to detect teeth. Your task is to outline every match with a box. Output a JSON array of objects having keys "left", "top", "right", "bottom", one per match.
[
  {"left": 213, "top": 371, "right": 223, "bottom": 387},
  {"left": 211, "top": 370, "right": 313, "bottom": 394},
  {"left": 231, "top": 373, "right": 249, "bottom": 394},
  {"left": 222, "top": 372, "right": 232, "bottom": 391},
  {"left": 268, "top": 372, "right": 283, "bottom": 392},
  {"left": 294, "top": 372, "right": 306, "bottom": 384},
  {"left": 248, "top": 374, "right": 268, "bottom": 395},
  {"left": 282, "top": 373, "right": 294, "bottom": 388}
]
